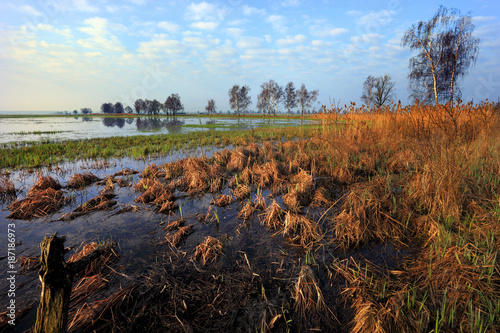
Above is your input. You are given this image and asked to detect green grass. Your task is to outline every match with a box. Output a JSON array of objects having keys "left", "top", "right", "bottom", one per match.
[{"left": 0, "top": 123, "right": 325, "bottom": 169}]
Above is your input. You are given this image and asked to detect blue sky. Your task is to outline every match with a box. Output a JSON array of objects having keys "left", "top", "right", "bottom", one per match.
[{"left": 0, "top": 0, "right": 499, "bottom": 112}]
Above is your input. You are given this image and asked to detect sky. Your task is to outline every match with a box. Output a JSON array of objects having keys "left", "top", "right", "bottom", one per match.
[{"left": 0, "top": 0, "right": 499, "bottom": 113}]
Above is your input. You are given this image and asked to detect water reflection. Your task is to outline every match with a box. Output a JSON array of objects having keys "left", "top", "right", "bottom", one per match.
[{"left": 135, "top": 117, "right": 185, "bottom": 133}]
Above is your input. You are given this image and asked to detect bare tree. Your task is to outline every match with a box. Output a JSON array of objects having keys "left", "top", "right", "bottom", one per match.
[
  {"left": 283, "top": 82, "right": 297, "bottom": 114},
  {"left": 296, "top": 84, "right": 319, "bottom": 116},
  {"left": 124, "top": 106, "right": 133, "bottom": 114},
  {"left": 401, "top": 6, "right": 479, "bottom": 107},
  {"left": 362, "top": 74, "right": 396, "bottom": 108},
  {"left": 134, "top": 99, "right": 145, "bottom": 114},
  {"left": 150, "top": 99, "right": 162, "bottom": 115},
  {"left": 165, "top": 94, "right": 184, "bottom": 115},
  {"left": 205, "top": 99, "right": 216, "bottom": 114},
  {"left": 360, "top": 75, "right": 377, "bottom": 109},
  {"left": 228, "top": 84, "right": 251, "bottom": 116},
  {"left": 257, "top": 80, "right": 283, "bottom": 116}
]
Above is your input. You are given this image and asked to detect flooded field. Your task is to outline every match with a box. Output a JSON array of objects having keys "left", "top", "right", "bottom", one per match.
[
  {"left": 0, "top": 116, "right": 313, "bottom": 145},
  {"left": 1, "top": 104, "right": 499, "bottom": 332},
  {"left": 0, "top": 140, "right": 407, "bottom": 332}
]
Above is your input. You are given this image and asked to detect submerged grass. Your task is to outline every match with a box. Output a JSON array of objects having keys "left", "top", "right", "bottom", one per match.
[{"left": 0, "top": 123, "right": 322, "bottom": 169}]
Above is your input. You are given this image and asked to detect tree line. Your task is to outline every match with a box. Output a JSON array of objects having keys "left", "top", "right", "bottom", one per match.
[
  {"left": 99, "top": 94, "right": 185, "bottom": 116},
  {"left": 226, "top": 81, "right": 319, "bottom": 116}
]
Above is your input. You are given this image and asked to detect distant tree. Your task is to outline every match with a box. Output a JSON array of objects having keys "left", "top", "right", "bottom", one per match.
[
  {"left": 228, "top": 84, "right": 252, "bottom": 116},
  {"left": 283, "top": 82, "right": 297, "bottom": 115},
  {"left": 296, "top": 84, "right": 319, "bottom": 116},
  {"left": 258, "top": 80, "right": 282, "bottom": 116},
  {"left": 205, "top": 99, "right": 216, "bottom": 114},
  {"left": 100, "top": 103, "right": 114, "bottom": 114},
  {"left": 361, "top": 75, "right": 377, "bottom": 109},
  {"left": 134, "top": 99, "right": 145, "bottom": 114},
  {"left": 401, "top": 6, "right": 480, "bottom": 106},
  {"left": 124, "top": 106, "right": 133, "bottom": 114},
  {"left": 257, "top": 84, "right": 271, "bottom": 114},
  {"left": 143, "top": 99, "right": 152, "bottom": 115},
  {"left": 164, "top": 94, "right": 184, "bottom": 115},
  {"left": 361, "top": 75, "right": 396, "bottom": 108},
  {"left": 114, "top": 102, "right": 124, "bottom": 114},
  {"left": 80, "top": 107, "right": 92, "bottom": 115},
  {"left": 73, "top": 110, "right": 78, "bottom": 115},
  {"left": 150, "top": 99, "right": 162, "bottom": 115}
]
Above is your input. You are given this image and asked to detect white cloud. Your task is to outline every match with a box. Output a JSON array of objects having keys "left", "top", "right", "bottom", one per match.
[
  {"left": 267, "top": 15, "right": 287, "bottom": 33},
  {"left": 310, "top": 26, "right": 348, "bottom": 38},
  {"left": 15, "top": 4, "right": 41, "bottom": 16},
  {"left": 276, "top": 34, "right": 306, "bottom": 46},
  {"left": 281, "top": 0, "right": 300, "bottom": 7},
  {"left": 242, "top": 5, "right": 266, "bottom": 16},
  {"left": 137, "top": 37, "right": 184, "bottom": 59},
  {"left": 182, "top": 36, "right": 220, "bottom": 49},
  {"left": 351, "top": 33, "right": 384, "bottom": 44},
  {"left": 158, "top": 21, "right": 180, "bottom": 33},
  {"left": 185, "top": 2, "right": 227, "bottom": 21},
  {"left": 311, "top": 40, "right": 332, "bottom": 47},
  {"left": 73, "top": 0, "right": 99, "bottom": 13},
  {"left": 236, "top": 36, "right": 263, "bottom": 49},
  {"left": 35, "top": 24, "right": 73, "bottom": 38},
  {"left": 78, "top": 17, "right": 125, "bottom": 53},
  {"left": 356, "top": 10, "right": 396, "bottom": 27},
  {"left": 226, "top": 28, "right": 243, "bottom": 38},
  {"left": 191, "top": 21, "right": 219, "bottom": 30}
]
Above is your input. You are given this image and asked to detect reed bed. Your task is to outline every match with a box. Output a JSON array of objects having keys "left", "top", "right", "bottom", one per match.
[{"left": 0, "top": 176, "right": 16, "bottom": 202}]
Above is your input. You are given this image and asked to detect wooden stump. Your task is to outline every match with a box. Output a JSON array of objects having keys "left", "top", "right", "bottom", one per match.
[{"left": 34, "top": 233, "right": 104, "bottom": 333}]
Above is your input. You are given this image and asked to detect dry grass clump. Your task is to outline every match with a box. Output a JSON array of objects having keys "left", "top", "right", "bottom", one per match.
[
  {"left": 179, "top": 157, "right": 213, "bottom": 195},
  {"left": 333, "top": 180, "right": 407, "bottom": 249},
  {"left": 163, "top": 160, "right": 184, "bottom": 180},
  {"left": 163, "top": 219, "right": 184, "bottom": 232},
  {"left": 227, "top": 147, "right": 255, "bottom": 172},
  {"left": 164, "top": 225, "right": 194, "bottom": 247},
  {"left": 282, "top": 212, "right": 322, "bottom": 248},
  {"left": 232, "top": 184, "right": 251, "bottom": 200},
  {"left": 193, "top": 236, "right": 224, "bottom": 266},
  {"left": 140, "top": 163, "right": 166, "bottom": 178},
  {"left": 252, "top": 160, "right": 281, "bottom": 189},
  {"left": 74, "top": 194, "right": 116, "bottom": 213},
  {"left": 283, "top": 189, "right": 302, "bottom": 212},
  {"left": 28, "top": 175, "right": 61, "bottom": 196},
  {"left": 253, "top": 192, "right": 267, "bottom": 210},
  {"left": 135, "top": 179, "right": 173, "bottom": 204},
  {"left": 238, "top": 201, "right": 255, "bottom": 220},
  {"left": 66, "top": 172, "right": 100, "bottom": 188},
  {"left": 113, "top": 168, "right": 139, "bottom": 176},
  {"left": 211, "top": 194, "right": 233, "bottom": 207},
  {"left": 213, "top": 148, "right": 232, "bottom": 167},
  {"left": 158, "top": 200, "right": 178, "bottom": 214},
  {"left": 7, "top": 187, "right": 67, "bottom": 220},
  {"left": 0, "top": 177, "right": 16, "bottom": 201},
  {"left": 311, "top": 186, "right": 333, "bottom": 207},
  {"left": 295, "top": 265, "right": 327, "bottom": 313},
  {"left": 261, "top": 200, "right": 284, "bottom": 230}
]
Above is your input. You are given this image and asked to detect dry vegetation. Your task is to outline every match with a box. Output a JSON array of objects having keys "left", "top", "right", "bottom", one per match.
[{"left": 5, "top": 102, "right": 500, "bottom": 332}]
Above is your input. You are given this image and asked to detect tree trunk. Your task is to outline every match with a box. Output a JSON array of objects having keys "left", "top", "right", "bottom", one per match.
[{"left": 34, "top": 233, "right": 105, "bottom": 333}]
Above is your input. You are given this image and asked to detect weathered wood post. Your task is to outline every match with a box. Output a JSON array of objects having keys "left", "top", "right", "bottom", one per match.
[{"left": 34, "top": 233, "right": 104, "bottom": 333}]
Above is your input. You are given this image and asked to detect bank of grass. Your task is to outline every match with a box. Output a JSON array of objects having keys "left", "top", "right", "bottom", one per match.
[
  {"left": 315, "top": 101, "right": 500, "bottom": 332},
  {"left": 0, "top": 123, "right": 323, "bottom": 169}
]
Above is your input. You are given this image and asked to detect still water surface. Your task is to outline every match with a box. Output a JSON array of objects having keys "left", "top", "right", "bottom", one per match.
[{"left": 0, "top": 116, "right": 313, "bottom": 144}]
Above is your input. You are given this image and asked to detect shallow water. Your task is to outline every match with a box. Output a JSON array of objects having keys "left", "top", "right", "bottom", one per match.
[
  {"left": 0, "top": 116, "right": 314, "bottom": 145},
  {"left": 0, "top": 147, "right": 408, "bottom": 331}
]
